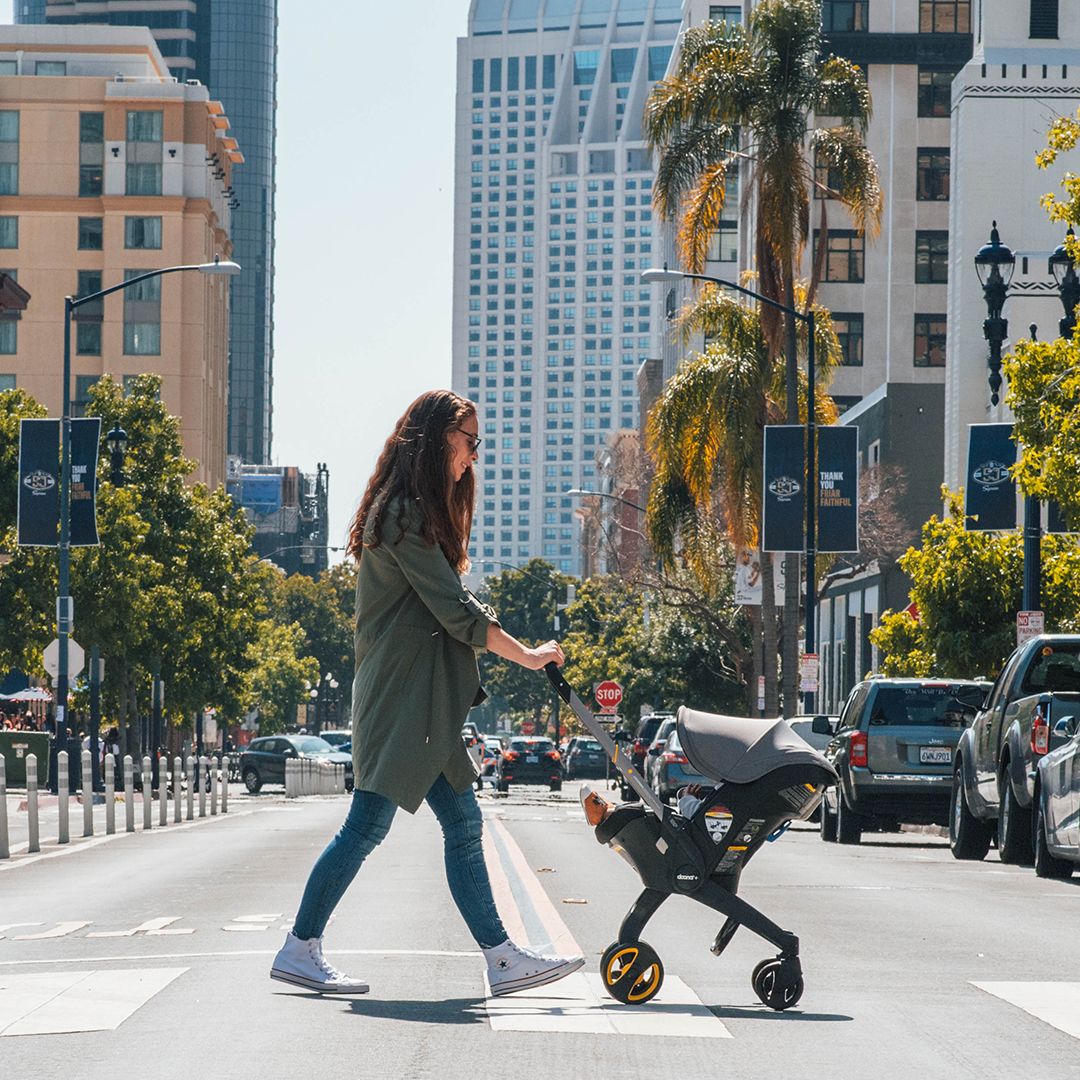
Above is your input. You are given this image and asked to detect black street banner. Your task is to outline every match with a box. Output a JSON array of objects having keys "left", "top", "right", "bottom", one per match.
[
  {"left": 965, "top": 423, "right": 1016, "bottom": 531},
  {"left": 762, "top": 425, "right": 805, "bottom": 553},
  {"left": 70, "top": 417, "right": 100, "bottom": 547},
  {"left": 17, "top": 418, "right": 60, "bottom": 546},
  {"left": 817, "top": 426, "right": 860, "bottom": 553}
]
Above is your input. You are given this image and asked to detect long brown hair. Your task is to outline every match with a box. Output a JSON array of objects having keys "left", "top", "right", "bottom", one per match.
[{"left": 347, "top": 390, "right": 476, "bottom": 572}]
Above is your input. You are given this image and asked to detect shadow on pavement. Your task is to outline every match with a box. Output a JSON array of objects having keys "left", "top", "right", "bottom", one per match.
[
  {"left": 346, "top": 996, "right": 488, "bottom": 1025},
  {"left": 708, "top": 1005, "right": 854, "bottom": 1022}
]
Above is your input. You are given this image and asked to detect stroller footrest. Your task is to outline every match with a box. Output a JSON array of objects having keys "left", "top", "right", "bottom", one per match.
[{"left": 595, "top": 804, "right": 647, "bottom": 845}]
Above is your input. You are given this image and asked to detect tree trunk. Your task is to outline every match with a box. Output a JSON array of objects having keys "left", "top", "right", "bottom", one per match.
[
  {"left": 760, "top": 556, "right": 780, "bottom": 717},
  {"left": 782, "top": 264, "right": 801, "bottom": 716}
]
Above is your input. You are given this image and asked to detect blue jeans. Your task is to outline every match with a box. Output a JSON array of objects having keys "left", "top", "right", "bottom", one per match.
[{"left": 292, "top": 774, "right": 509, "bottom": 950}]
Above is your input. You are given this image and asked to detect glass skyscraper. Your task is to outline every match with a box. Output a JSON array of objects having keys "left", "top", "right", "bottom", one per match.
[
  {"left": 19, "top": 0, "right": 278, "bottom": 465},
  {"left": 453, "top": 0, "right": 680, "bottom": 578}
]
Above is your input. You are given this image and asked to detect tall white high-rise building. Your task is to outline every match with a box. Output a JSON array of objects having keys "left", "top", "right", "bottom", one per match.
[{"left": 452, "top": 0, "right": 682, "bottom": 578}]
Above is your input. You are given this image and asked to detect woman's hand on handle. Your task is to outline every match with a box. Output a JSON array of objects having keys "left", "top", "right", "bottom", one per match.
[{"left": 486, "top": 626, "right": 565, "bottom": 670}]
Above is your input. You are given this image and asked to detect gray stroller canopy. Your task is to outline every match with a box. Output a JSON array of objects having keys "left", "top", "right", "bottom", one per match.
[{"left": 677, "top": 707, "right": 838, "bottom": 785}]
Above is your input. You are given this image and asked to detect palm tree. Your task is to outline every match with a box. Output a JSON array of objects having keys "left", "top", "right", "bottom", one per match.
[
  {"left": 644, "top": 0, "right": 882, "bottom": 711},
  {"left": 647, "top": 286, "right": 840, "bottom": 715}
]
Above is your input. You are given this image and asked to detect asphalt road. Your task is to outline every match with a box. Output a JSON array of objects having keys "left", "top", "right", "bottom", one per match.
[{"left": 2, "top": 779, "right": 1079, "bottom": 1079}]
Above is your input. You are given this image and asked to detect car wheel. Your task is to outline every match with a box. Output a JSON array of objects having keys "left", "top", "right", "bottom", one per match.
[
  {"left": 819, "top": 793, "right": 838, "bottom": 842},
  {"left": 1034, "top": 798, "right": 1073, "bottom": 879},
  {"left": 550, "top": 779, "right": 562, "bottom": 792},
  {"left": 997, "top": 772, "right": 1034, "bottom": 865},
  {"left": 949, "top": 767, "right": 991, "bottom": 861},
  {"left": 497, "top": 779, "right": 509, "bottom": 793},
  {"left": 242, "top": 768, "right": 261, "bottom": 794},
  {"left": 836, "top": 793, "right": 862, "bottom": 844}
]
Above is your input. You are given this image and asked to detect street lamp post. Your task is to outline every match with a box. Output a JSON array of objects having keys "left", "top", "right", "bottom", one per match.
[
  {"left": 51, "top": 257, "right": 240, "bottom": 785},
  {"left": 641, "top": 267, "right": 818, "bottom": 712}
]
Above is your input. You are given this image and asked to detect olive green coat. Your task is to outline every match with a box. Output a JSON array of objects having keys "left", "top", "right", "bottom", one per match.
[{"left": 350, "top": 499, "right": 500, "bottom": 813}]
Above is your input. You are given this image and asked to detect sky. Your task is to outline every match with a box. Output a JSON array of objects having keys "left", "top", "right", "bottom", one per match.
[{"left": 0, "top": 0, "right": 469, "bottom": 558}]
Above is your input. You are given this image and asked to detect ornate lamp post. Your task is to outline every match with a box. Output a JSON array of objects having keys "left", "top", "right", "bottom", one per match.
[
  {"left": 973, "top": 222, "right": 1016, "bottom": 407},
  {"left": 1049, "top": 227, "right": 1080, "bottom": 338}
]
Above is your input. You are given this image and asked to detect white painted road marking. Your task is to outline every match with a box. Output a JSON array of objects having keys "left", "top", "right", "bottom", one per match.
[
  {"left": 973, "top": 981, "right": 1080, "bottom": 1040},
  {"left": 223, "top": 913, "right": 282, "bottom": 932},
  {"left": 88, "top": 917, "right": 184, "bottom": 939},
  {"left": 485, "top": 972, "right": 732, "bottom": 1038},
  {"left": 0, "top": 968, "right": 187, "bottom": 1036},
  {"left": 13, "top": 922, "right": 89, "bottom": 940}
]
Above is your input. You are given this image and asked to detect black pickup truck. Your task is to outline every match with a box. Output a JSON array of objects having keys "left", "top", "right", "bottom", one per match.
[{"left": 950, "top": 635, "right": 1080, "bottom": 863}]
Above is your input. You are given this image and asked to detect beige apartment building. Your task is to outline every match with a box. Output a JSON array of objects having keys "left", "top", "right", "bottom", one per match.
[{"left": 0, "top": 26, "right": 241, "bottom": 488}]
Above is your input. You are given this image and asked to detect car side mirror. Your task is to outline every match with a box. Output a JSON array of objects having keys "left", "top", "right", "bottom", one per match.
[
  {"left": 1053, "top": 715, "right": 1079, "bottom": 739},
  {"left": 811, "top": 715, "right": 834, "bottom": 736},
  {"left": 284, "top": 747, "right": 297, "bottom": 757},
  {"left": 648, "top": 745, "right": 662, "bottom": 756}
]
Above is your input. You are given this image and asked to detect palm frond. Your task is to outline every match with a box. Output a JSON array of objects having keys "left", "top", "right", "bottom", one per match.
[
  {"left": 651, "top": 123, "right": 737, "bottom": 222},
  {"left": 809, "top": 126, "right": 884, "bottom": 236},
  {"left": 678, "top": 162, "right": 732, "bottom": 272},
  {"left": 813, "top": 56, "right": 874, "bottom": 130}
]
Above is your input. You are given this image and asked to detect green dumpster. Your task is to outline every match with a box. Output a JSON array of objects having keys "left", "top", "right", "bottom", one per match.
[{"left": 0, "top": 731, "right": 51, "bottom": 787}]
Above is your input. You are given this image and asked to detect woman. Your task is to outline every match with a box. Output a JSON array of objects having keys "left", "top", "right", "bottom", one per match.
[{"left": 271, "top": 390, "right": 583, "bottom": 998}]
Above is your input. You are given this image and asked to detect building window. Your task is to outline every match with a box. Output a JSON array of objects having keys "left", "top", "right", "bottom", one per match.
[
  {"left": 914, "top": 314, "right": 947, "bottom": 367},
  {"left": 919, "top": 0, "right": 970, "bottom": 33},
  {"left": 0, "top": 111, "right": 18, "bottom": 196},
  {"left": 472, "top": 58, "right": 484, "bottom": 94},
  {"left": 916, "top": 148, "right": 950, "bottom": 200},
  {"left": 574, "top": 50, "right": 599, "bottom": 85},
  {"left": 814, "top": 153, "right": 843, "bottom": 198},
  {"left": 823, "top": 1, "right": 868, "bottom": 32},
  {"left": 917, "top": 67, "right": 958, "bottom": 117},
  {"left": 74, "top": 374, "right": 97, "bottom": 417},
  {"left": 0, "top": 62, "right": 15, "bottom": 76},
  {"left": 124, "top": 216, "right": 162, "bottom": 249},
  {"left": 0, "top": 217, "right": 18, "bottom": 248},
  {"left": 79, "top": 111, "right": 104, "bottom": 197},
  {"left": 78, "top": 216, "right": 103, "bottom": 250},
  {"left": 125, "top": 110, "right": 162, "bottom": 196},
  {"left": 0, "top": 317, "right": 14, "bottom": 355},
  {"left": 610, "top": 48, "right": 636, "bottom": 83},
  {"left": 123, "top": 269, "right": 161, "bottom": 355},
  {"left": 648, "top": 45, "right": 672, "bottom": 80},
  {"left": 76, "top": 270, "right": 102, "bottom": 356},
  {"left": 815, "top": 229, "right": 864, "bottom": 282},
  {"left": 35, "top": 61, "right": 66, "bottom": 76},
  {"left": 706, "top": 220, "right": 738, "bottom": 262},
  {"left": 1031, "top": 0, "right": 1059, "bottom": 39},
  {"left": 832, "top": 313, "right": 864, "bottom": 366},
  {"left": 0, "top": 374, "right": 14, "bottom": 391},
  {"left": 915, "top": 231, "right": 949, "bottom": 283},
  {"left": 709, "top": 5, "right": 742, "bottom": 24}
]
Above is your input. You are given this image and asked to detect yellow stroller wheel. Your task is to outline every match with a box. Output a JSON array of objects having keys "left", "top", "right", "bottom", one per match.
[{"left": 600, "top": 940, "right": 664, "bottom": 1004}]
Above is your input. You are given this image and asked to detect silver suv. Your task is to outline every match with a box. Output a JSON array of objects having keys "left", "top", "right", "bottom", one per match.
[{"left": 819, "top": 678, "right": 987, "bottom": 844}]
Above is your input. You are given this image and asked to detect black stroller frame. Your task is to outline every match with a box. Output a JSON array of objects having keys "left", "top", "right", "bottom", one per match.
[{"left": 545, "top": 664, "right": 837, "bottom": 1010}]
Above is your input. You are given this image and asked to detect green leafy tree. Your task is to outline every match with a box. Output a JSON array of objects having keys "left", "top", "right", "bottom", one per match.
[
  {"left": 242, "top": 619, "right": 319, "bottom": 733},
  {"left": 645, "top": 0, "right": 882, "bottom": 711}
]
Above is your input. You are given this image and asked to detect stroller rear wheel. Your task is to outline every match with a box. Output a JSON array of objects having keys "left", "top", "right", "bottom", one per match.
[
  {"left": 600, "top": 940, "right": 664, "bottom": 1005},
  {"left": 751, "top": 958, "right": 804, "bottom": 1011}
]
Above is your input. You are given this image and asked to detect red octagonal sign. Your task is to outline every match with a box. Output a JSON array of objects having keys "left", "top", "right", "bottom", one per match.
[{"left": 595, "top": 679, "right": 623, "bottom": 713}]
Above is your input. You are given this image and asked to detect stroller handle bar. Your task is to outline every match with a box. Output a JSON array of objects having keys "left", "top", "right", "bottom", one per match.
[{"left": 544, "top": 663, "right": 666, "bottom": 817}]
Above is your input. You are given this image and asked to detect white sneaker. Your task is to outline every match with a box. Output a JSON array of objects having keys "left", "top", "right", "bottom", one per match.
[
  {"left": 484, "top": 939, "right": 584, "bottom": 997},
  {"left": 270, "top": 932, "right": 370, "bottom": 994}
]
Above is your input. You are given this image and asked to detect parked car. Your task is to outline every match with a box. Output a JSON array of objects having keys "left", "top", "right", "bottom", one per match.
[
  {"left": 819, "top": 677, "right": 986, "bottom": 844},
  {"left": 563, "top": 735, "right": 607, "bottom": 779},
  {"left": 239, "top": 735, "right": 353, "bottom": 794},
  {"left": 481, "top": 735, "right": 504, "bottom": 777},
  {"left": 642, "top": 716, "right": 677, "bottom": 791},
  {"left": 497, "top": 736, "right": 562, "bottom": 792},
  {"left": 1033, "top": 709, "right": 1080, "bottom": 878},
  {"left": 952, "top": 635, "right": 1080, "bottom": 864},
  {"left": 621, "top": 712, "right": 673, "bottom": 801},
  {"left": 649, "top": 728, "right": 710, "bottom": 803},
  {"left": 319, "top": 729, "right": 352, "bottom": 749}
]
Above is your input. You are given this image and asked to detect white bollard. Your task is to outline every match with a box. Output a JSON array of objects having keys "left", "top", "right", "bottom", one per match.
[
  {"left": 82, "top": 750, "right": 93, "bottom": 837},
  {"left": 198, "top": 756, "right": 208, "bottom": 817},
  {"left": 339, "top": 763, "right": 346, "bottom": 795},
  {"left": 0, "top": 753, "right": 8, "bottom": 859},
  {"left": 158, "top": 755, "right": 168, "bottom": 826},
  {"left": 57, "top": 751, "right": 69, "bottom": 845},
  {"left": 173, "top": 756, "right": 182, "bottom": 823},
  {"left": 105, "top": 754, "right": 115, "bottom": 835},
  {"left": 221, "top": 756, "right": 229, "bottom": 814},
  {"left": 185, "top": 756, "right": 194, "bottom": 821},
  {"left": 210, "top": 758, "right": 218, "bottom": 815},
  {"left": 285, "top": 758, "right": 294, "bottom": 798},
  {"left": 26, "top": 754, "right": 39, "bottom": 853},
  {"left": 142, "top": 755, "right": 152, "bottom": 831},
  {"left": 124, "top": 755, "right": 135, "bottom": 833}
]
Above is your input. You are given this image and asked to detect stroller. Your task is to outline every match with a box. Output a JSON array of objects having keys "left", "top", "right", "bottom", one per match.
[{"left": 545, "top": 665, "right": 837, "bottom": 1011}]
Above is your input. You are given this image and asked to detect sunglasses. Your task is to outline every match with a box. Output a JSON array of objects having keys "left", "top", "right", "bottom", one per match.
[{"left": 456, "top": 429, "right": 483, "bottom": 452}]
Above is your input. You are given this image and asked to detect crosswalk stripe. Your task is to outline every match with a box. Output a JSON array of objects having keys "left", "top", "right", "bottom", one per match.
[
  {"left": 972, "top": 981, "right": 1080, "bottom": 1040},
  {"left": 485, "top": 972, "right": 731, "bottom": 1038},
  {"left": 88, "top": 917, "right": 182, "bottom": 939},
  {"left": 0, "top": 968, "right": 187, "bottom": 1036}
]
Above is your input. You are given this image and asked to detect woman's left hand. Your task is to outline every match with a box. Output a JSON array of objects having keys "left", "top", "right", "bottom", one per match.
[{"left": 524, "top": 640, "right": 565, "bottom": 670}]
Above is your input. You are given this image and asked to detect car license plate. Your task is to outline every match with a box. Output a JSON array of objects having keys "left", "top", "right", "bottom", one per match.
[
  {"left": 920, "top": 746, "right": 951, "bottom": 764},
  {"left": 526, "top": 754, "right": 538, "bottom": 763}
]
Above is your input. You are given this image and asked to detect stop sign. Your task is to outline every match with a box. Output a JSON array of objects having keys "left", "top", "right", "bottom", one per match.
[
  {"left": 521, "top": 720, "right": 535, "bottom": 735},
  {"left": 595, "top": 680, "right": 623, "bottom": 713}
]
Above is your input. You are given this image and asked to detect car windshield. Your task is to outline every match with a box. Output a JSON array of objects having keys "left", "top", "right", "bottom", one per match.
[
  {"left": 1021, "top": 645, "right": 1080, "bottom": 694},
  {"left": 511, "top": 739, "right": 552, "bottom": 752},
  {"left": 293, "top": 737, "right": 334, "bottom": 754},
  {"left": 637, "top": 718, "right": 663, "bottom": 742},
  {"left": 868, "top": 685, "right": 983, "bottom": 726},
  {"left": 577, "top": 739, "right": 602, "bottom": 751}
]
